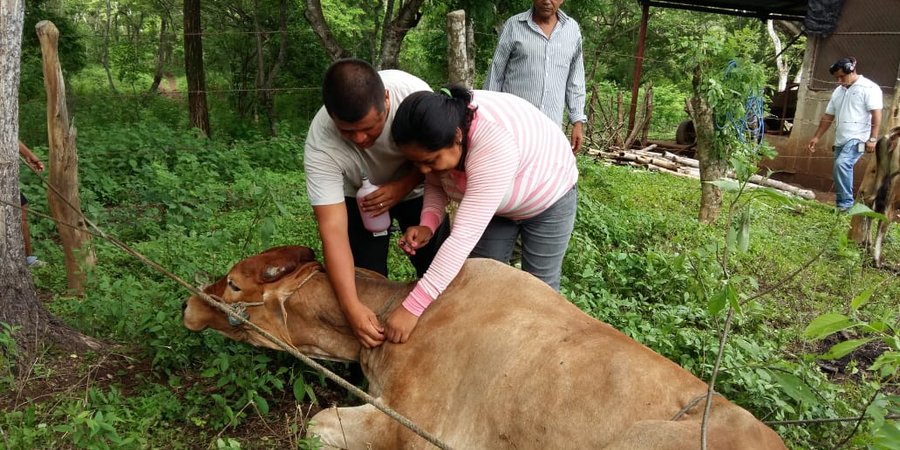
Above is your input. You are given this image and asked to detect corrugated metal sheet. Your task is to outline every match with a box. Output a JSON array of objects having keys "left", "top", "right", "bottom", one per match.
[
  {"left": 809, "top": 0, "right": 900, "bottom": 94},
  {"left": 645, "top": 0, "right": 806, "bottom": 20}
]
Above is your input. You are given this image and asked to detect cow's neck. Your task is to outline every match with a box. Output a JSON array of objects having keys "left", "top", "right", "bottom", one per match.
[{"left": 286, "top": 271, "right": 412, "bottom": 362}]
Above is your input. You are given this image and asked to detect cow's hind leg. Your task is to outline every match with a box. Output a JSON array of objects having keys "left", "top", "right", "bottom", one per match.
[{"left": 307, "top": 403, "right": 392, "bottom": 450}]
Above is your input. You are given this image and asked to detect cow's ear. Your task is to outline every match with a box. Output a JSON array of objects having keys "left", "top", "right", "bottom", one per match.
[
  {"left": 293, "top": 246, "right": 316, "bottom": 263},
  {"left": 256, "top": 246, "right": 316, "bottom": 283},
  {"left": 261, "top": 263, "right": 293, "bottom": 283}
]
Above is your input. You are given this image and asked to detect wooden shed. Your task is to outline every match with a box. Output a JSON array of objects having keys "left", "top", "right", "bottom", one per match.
[
  {"left": 764, "top": 0, "right": 900, "bottom": 191},
  {"left": 636, "top": 0, "right": 900, "bottom": 191}
]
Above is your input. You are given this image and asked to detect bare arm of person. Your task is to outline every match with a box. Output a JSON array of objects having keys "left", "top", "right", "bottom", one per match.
[
  {"left": 807, "top": 114, "right": 834, "bottom": 153},
  {"left": 865, "top": 109, "right": 882, "bottom": 153},
  {"left": 18, "top": 141, "right": 44, "bottom": 172},
  {"left": 313, "top": 203, "right": 385, "bottom": 348}
]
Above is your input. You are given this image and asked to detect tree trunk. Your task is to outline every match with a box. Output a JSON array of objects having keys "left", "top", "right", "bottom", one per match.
[
  {"left": 303, "top": 0, "right": 423, "bottom": 68},
  {"left": 466, "top": 17, "right": 475, "bottom": 87},
  {"left": 149, "top": 14, "right": 169, "bottom": 94},
  {"left": 691, "top": 65, "right": 727, "bottom": 224},
  {"left": 253, "top": 0, "right": 287, "bottom": 136},
  {"left": 767, "top": 20, "right": 788, "bottom": 92},
  {"left": 36, "top": 21, "right": 97, "bottom": 296},
  {"left": 184, "top": 0, "right": 211, "bottom": 137},
  {"left": 377, "top": 0, "right": 394, "bottom": 67},
  {"left": 263, "top": 0, "right": 288, "bottom": 136},
  {"left": 102, "top": 0, "right": 118, "bottom": 93},
  {"left": 1, "top": 0, "right": 101, "bottom": 363},
  {"left": 447, "top": 10, "right": 470, "bottom": 88},
  {"left": 376, "top": 0, "right": 425, "bottom": 69},
  {"left": 304, "top": 0, "right": 350, "bottom": 61}
]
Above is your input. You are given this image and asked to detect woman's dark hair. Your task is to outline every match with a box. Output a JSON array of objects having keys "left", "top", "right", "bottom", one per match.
[
  {"left": 322, "top": 58, "right": 385, "bottom": 122},
  {"left": 392, "top": 85, "right": 477, "bottom": 153}
]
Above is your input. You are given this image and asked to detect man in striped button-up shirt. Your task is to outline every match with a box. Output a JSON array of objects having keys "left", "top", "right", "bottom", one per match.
[{"left": 484, "top": 0, "right": 587, "bottom": 153}]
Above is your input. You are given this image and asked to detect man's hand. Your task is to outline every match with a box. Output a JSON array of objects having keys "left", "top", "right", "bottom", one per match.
[
  {"left": 18, "top": 141, "right": 44, "bottom": 172},
  {"left": 360, "top": 180, "right": 406, "bottom": 217},
  {"left": 360, "top": 171, "right": 422, "bottom": 217},
  {"left": 385, "top": 307, "right": 420, "bottom": 344},
  {"left": 865, "top": 139, "right": 877, "bottom": 153},
  {"left": 807, "top": 136, "right": 819, "bottom": 154},
  {"left": 344, "top": 302, "right": 385, "bottom": 348},
  {"left": 398, "top": 226, "right": 433, "bottom": 256},
  {"left": 25, "top": 156, "right": 44, "bottom": 172},
  {"left": 570, "top": 122, "right": 584, "bottom": 153}
]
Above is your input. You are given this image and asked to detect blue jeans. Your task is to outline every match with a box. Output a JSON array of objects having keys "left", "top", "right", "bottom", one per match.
[
  {"left": 833, "top": 139, "right": 864, "bottom": 210},
  {"left": 470, "top": 186, "right": 577, "bottom": 290}
]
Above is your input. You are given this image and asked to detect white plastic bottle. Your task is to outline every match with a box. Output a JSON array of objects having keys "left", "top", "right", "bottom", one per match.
[{"left": 356, "top": 177, "right": 390, "bottom": 236}]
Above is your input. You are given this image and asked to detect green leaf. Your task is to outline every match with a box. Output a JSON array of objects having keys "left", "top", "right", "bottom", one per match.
[
  {"left": 847, "top": 203, "right": 888, "bottom": 221},
  {"left": 821, "top": 338, "right": 874, "bottom": 360},
  {"left": 736, "top": 208, "right": 750, "bottom": 253},
  {"left": 746, "top": 187, "right": 794, "bottom": 206},
  {"left": 293, "top": 376, "right": 307, "bottom": 402},
  {"left": 254, "top": 395, "right": 270, "bottom": 415},
  {"left": 869, "top": 351, "right": 900, "bottom": 377},
  {"left": 708, "top": 178, "right": 742, "bottom": 192},
  {"left": 804, "top": 313, "right": 852, "bottom": 340},
  {"left": 770, "top": 371, "right": 818, "bottom": 406},
  {"left": 851, "top": 284, "right": 876, "bottom": 311},
  {"left": 708, "top": 288, "right": 727, "bottom": 316},
  {"left": 726, "top": 283, "right": 740, "bottom": 314},
  {"left": 873, "top": 420, "right": 900, "bottom": 449},
  {"left": 260, "top": 217, "right": 276, "bottom": 248}
]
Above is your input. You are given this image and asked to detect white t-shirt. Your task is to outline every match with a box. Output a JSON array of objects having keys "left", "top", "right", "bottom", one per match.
[
  {"left": 825, "top": 75, "right": 883, "bottom": 146},
  {"left": 304, "top": 70, "right": 430, "bottom": 205}
]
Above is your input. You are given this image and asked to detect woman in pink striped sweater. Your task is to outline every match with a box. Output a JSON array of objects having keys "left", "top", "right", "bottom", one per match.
[{"left": 385, "top": 85, "right": 578, "bottom": 343}]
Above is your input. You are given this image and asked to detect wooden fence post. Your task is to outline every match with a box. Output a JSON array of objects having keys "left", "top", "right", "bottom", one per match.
[
  {"left": 36, "top": 20, "right": 96, "bottom": 296},
  {"left": 447, "top": 10, "right": 471, "bottom": 88}
]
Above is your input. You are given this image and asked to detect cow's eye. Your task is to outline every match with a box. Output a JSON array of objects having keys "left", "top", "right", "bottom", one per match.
[{"left": 227, "top": 279, "right": 241, "bottom": 292}]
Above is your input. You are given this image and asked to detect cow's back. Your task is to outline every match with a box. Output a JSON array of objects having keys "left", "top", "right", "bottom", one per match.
[{"left": 363, "top": 259, "right": 782, "bottom": 449}]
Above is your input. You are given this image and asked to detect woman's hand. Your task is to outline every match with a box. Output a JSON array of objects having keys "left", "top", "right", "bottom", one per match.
[
  {"left": 385, "top": 307, "right": 420, "bottom": 344},
  {"left": 398, "top": 226, "right": 434, "bottom": 256}
]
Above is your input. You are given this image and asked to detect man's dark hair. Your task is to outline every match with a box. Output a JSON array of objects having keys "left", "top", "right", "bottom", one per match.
[
  {"left": 829, "top": 57, "right": 857, "bottom": 75},
  {"left": 322, "top": 58, "right": 385, "bottom": 122}
]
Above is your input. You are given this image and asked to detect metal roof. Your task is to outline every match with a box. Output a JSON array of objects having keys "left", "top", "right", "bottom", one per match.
[{"left": 643, "top": 0, "right": 807, "bottom": 21}]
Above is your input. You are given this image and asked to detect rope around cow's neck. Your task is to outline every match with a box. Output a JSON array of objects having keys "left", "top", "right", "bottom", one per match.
[
  {"left": 212, "top": 267, "right": 451, "bottom": 447},
  {"left": 194, "top": 286, "right": 454, "bottom": 450},
  {"left": 376, "top": 284, "right": 407, "bottom": 321}
]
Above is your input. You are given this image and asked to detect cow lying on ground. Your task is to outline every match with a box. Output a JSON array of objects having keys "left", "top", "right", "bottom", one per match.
[
  {"left": 183, "top": 246, "right": 787, "bottom": 449},
  {"left": 850, "top": 126, "right": 900, "bottom": 267}
]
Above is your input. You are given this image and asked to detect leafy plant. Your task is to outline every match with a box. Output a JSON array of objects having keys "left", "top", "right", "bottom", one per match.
[
  {"left": 804, "top": 277, "right": 900, "bottom": 447},
  {"left": 0, "top": 322, "right": 20, "bottom": 389}
]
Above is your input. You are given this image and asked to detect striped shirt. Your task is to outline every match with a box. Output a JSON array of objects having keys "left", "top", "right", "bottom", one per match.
[
  {"left": 483, "top": 8, "right": 586, "bottom": 126},
  {"left": 403, "top": 90, "right": 579, "bottom": 316}
]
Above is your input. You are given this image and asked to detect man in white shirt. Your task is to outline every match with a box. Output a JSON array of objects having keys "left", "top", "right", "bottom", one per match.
[
  {"left": 808, "top": 57, "right": 883, "bottom": 211},
  {"left": 304, "top": 59, "right": 448, "bottom": 348}
]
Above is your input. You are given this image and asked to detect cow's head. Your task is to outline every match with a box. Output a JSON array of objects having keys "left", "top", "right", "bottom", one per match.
[{"left": 182, "top": 245, "right": 318, "bottom": 347}]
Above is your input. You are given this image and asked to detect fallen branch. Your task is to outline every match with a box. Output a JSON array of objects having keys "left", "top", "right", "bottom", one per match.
[{"left": 603, "top": 149, "right": 816, "bottom": 200}]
